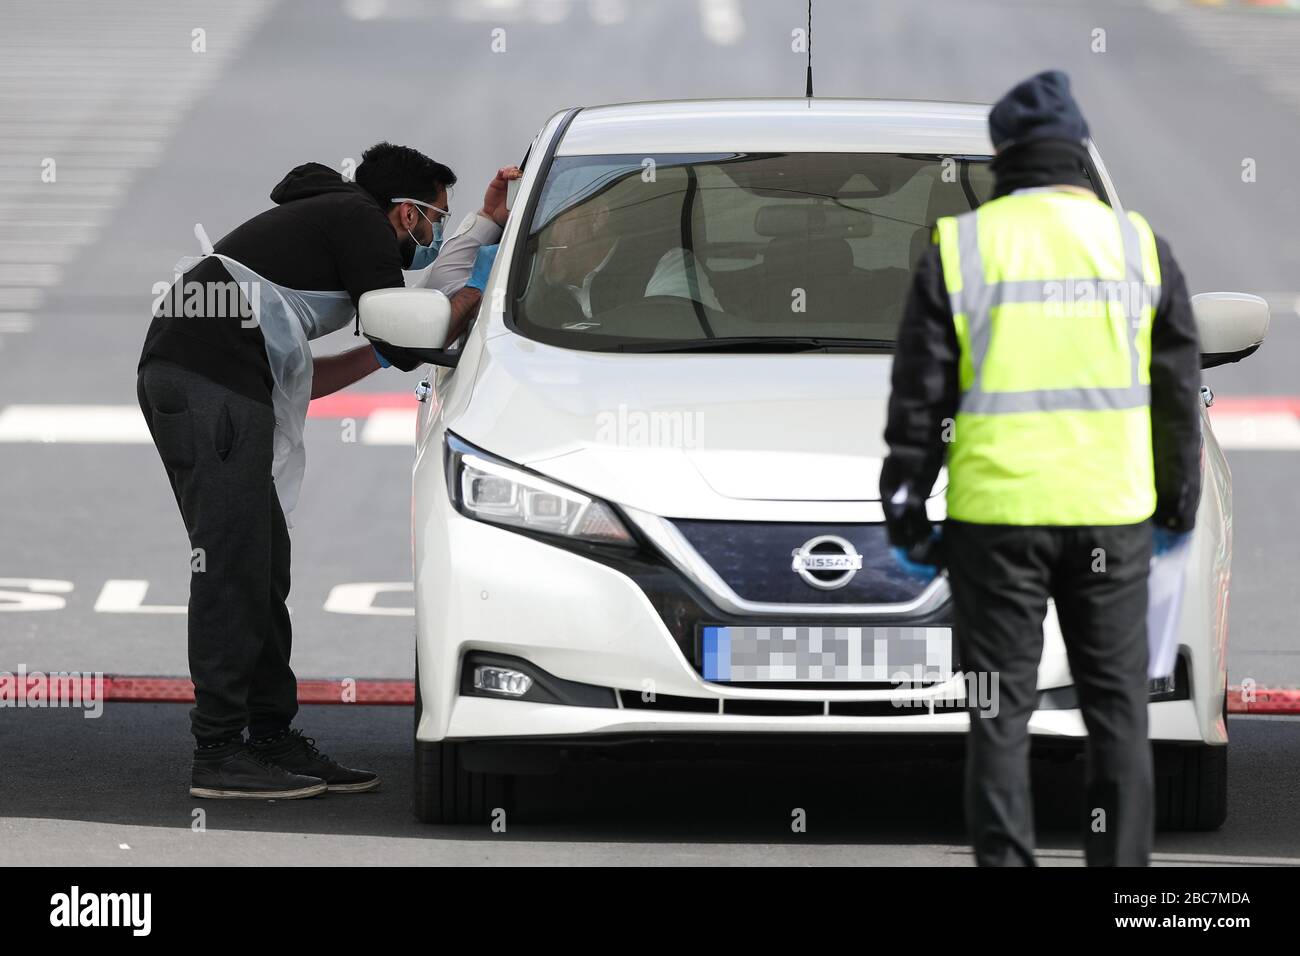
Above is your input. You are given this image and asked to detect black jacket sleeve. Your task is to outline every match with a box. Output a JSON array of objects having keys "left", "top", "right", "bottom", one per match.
[
  {"left": 1148, "top": 236, "right": 1203, "bottom": 532},
  {"left": 879, "top": 243, "right": 958, "bottom": 549}
]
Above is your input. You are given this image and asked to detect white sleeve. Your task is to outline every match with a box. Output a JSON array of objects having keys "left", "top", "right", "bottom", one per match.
[
  {"left": 415, "top": 213, "right": 502, "bottom": 296},
  {"left": 643, "top": 248, "right": 721, "bottom": 311}
]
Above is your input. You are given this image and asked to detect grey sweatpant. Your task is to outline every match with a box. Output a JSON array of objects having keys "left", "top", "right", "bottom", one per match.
[{"left": 136, "top": 357, "right": 298, "bottom": 743}]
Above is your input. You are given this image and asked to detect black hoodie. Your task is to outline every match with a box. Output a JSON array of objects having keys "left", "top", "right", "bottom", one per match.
[{"left": 138, "top": 163, "right": 406, "bottom": 405}]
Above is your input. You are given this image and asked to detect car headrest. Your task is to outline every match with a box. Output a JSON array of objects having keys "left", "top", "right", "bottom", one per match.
[{"left": 753, "top": 203, "right": 872, "bottom": 239}]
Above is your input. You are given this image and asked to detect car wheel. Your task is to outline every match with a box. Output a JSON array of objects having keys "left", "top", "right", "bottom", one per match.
[
  {"left": 413, "top": 654, "right": 513, "bottom": 825},
  {"left": 1153, "top": 689, "right": 1228, "bottom": 831}
]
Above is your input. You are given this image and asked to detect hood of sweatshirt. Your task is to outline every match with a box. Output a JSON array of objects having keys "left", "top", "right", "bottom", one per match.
[{"left": 269, "top": 162, "right": 379, "bottom": 206}]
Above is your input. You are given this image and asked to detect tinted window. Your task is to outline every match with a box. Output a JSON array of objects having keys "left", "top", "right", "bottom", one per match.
[{"left": 512, "top": 152, "right": 996, "bottom": 351}]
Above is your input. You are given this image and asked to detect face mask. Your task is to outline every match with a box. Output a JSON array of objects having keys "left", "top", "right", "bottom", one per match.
[
  {"left": 394, "top": 197, "right": 448, "bottom": 270},
  {"left": 407, "top": 213, "right": 444, "bottom": 270}
]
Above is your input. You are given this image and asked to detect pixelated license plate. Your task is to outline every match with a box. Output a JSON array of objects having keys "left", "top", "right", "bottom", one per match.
[{"left": 700, "top": 624, "right": 953, "bottom": 683}]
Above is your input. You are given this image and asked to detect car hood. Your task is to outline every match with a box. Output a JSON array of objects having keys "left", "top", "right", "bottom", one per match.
[{"left": 446, "top": 332, "right": 946, "bottom": 515}]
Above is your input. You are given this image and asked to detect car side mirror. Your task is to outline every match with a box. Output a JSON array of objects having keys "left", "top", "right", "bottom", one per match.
[
  {"left": 1192, "top": 292, "right": 1269, "bottom": 369},
  {"left": 359, "top": 287, "right": 460, "bottom": 368}
]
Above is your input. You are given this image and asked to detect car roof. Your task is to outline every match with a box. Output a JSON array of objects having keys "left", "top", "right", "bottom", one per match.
[{"left": 556, "top": 97, "right": 995, "bottom": 156}]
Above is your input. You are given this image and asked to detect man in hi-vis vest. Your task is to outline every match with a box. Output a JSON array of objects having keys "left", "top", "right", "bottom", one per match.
[{"left": 881, "top": 71, "right": 1202, "bottom": 866}]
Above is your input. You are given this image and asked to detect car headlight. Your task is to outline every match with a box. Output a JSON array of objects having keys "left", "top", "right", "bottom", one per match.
[{"left": 444, "top": 431, "right": 634, "bottom": 546}]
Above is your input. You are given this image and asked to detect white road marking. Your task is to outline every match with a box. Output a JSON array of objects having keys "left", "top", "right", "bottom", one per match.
[
  {"left": 360, "top": 408, "right": 418, "bottom": 445},
  {"left": 323, "top": 583, "right": 415, "bottom": 616},
  {"left": 0, "top": 578, "right": 73, "bottom": 612},
  {"left": 1162, "top": 3, "right": 1300, "bottom": 117},
  {"left": 1209, "top": 411, "right": 1300, "bottom": 450},
  {"left": 0, "top": 0, "right": 279, "bottom": 346},
  {"left": 3, "top": 405, "right": 1300, "bottom": 451},
  {"left": 0, "top": 405, "right": 150, "bottom": 443},
  {"left": 0, "top": 264, "right": 59, "bottom": 286},
  {"left": 0, "top": 313, "right": 33, "bottom": 333},
  {"left": 94, "top": 580, "right": 185, "bottom": 615},
  {"left": 700, "top": 0, "right": 745, "bottom": 46},
  {"left": 0, "top": 576, "right": 412, "bottom": 616},
  {"left": 0, "top": 404, "right": 417, "bottom": 445}
]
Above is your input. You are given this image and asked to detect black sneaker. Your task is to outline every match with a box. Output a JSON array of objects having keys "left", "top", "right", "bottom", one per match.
[
  {"left": 190, "top": 739, "right": 327, "bottom": 800},
  {"left": 248, "top": 728, "right": 380, "bottom": 793}
]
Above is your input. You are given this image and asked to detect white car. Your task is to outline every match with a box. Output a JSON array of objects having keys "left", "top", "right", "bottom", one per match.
[{"left": 360, "top": 99, "right": 1268, "bottom": 828}]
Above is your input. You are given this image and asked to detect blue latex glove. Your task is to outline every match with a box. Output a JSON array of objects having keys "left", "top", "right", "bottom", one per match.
[
  {"left": 372, "top": 344, "right": 391, "bottom": 369},
  {"left": 1153, "top": 527, "right": 1191, "bottom": 557},
  {"left": 466, "top": 243, "right": 498, "bottom": 292},
  {"left": 891, "top": 545, "right": 938, "bottom": 582}
]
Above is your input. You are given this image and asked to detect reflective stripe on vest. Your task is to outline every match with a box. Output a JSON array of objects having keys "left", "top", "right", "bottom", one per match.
[{"left": 935, "top": 191, "right": 1162, "bottom": 525}]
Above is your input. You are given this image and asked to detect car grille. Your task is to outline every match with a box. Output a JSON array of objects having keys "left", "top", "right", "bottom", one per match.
[{"left": 671, "top": 519, "right": 931, "bottom": 606}]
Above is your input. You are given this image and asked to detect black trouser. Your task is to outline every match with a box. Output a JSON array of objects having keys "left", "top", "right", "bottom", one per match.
[
  {"left": 944, "top": 519, "right": 1154, "bottom": 867},
  {"left": 136, "top": 358, "right": 298, "bottom": 744}
]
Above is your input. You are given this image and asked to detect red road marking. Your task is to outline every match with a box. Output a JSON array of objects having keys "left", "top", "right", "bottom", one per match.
[
  {"left": 1210, "top": 397, "right": 1300, "bottom": 416},
  {"left": 96, "top": 676, "right": 413, "bottom": 705},
  {"left": 10, "top": 676, "right": 1299, "bottom": 714},
  {"left": 306, "top": 392, "right": 414, "bottom": 419},
  {"left": 1232, "top": 687, "right": 1300, "bottom": 714}
]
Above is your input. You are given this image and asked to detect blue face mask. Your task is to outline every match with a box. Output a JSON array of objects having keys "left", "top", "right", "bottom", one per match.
[
  {"left": 394, "top": 197, "right": 448, "bottom": 270},
  {"left": 407, "top": 212, "right": 444, "bottom": 270}
]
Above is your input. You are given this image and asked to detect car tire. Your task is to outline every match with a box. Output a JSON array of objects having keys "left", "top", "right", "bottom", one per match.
[
  {"left": 1153, "top": 690, "right": 1228, "bottom": 832},
  {"left": 413, "top": 655, "right": 513, "bottom": 825}
]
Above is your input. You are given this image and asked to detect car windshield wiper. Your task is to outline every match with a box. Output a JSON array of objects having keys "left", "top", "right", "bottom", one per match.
[{"left": 609, "top": 336, "right": 896, "bottom": 354}]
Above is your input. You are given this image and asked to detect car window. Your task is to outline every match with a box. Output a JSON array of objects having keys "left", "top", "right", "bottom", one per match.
[{"left": 511, "top": 152, "right": 997, "bottom": 351}]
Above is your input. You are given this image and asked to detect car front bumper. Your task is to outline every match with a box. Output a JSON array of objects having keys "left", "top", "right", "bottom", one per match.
[{"left": 414, "top": 496, "right": 1210, "bottom": 747}]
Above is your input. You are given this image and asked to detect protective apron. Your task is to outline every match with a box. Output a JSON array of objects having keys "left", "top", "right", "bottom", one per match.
[{"left": 174, "top": 225, "right": 356, "bottom": 527}]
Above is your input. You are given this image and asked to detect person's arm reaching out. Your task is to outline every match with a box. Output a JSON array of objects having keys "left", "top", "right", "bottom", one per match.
[
  {"left": 311, "top": 344, "right": 382, "bottom": 399},
  {"left": 327, "top": 236, "right": 503, "bottom": 387},
  {"left": 314, "top": 166, "right": 522, "bottom": 391},
  {"left": 416, "top": 166, "right": 521, "bottom": 343},
  {"left": 422, "top": 167, "right": 519, "bottom": 293}
]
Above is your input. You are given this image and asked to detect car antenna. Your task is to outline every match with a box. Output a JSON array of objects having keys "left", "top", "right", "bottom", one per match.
[{"left": 805, "top": 0, "right": 814, "bottom": 98}]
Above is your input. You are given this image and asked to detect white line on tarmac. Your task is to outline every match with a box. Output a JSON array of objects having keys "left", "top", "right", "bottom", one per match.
[
  {"left": 360, "top": 408, "right": 419, "bottom": 446},
  {"left": 0, "top": 406, "right": 1296, "bottom": 452},
  {"left": 0, "top": 405, "right": 416, "bottom": 446},
  {"left": 1210, "top": 412, "right": 1300, "bottom": 451},
  {"left": 0, "top": 0, "right": 280, "bottom": 349}
]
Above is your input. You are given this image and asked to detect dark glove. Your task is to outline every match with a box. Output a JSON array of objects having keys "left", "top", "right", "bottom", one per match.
[
  {"left": 891, "top": 545, "right": 937, "bottom": 582},
  {"left": 370, "top": 339, "right": 425, "bottom": 373},
  {"left": 891, "top": 527, "right": 944, "bottom": 578},
  {"left": 882, "top": 476, "right": 945, "bottom": 576}
]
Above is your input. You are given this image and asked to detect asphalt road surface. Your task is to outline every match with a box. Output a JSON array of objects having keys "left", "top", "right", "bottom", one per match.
[
  {"left": 3, "top": 704, "right": 1298, "bottom": 865},
  {"left": 1, "top": 0, "right": 1297, "bottom": 864}
]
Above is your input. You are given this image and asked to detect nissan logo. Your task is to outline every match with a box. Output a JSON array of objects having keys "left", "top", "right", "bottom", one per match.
[{"left": 790, "top": 535, "right": 863, "bottom": 590}]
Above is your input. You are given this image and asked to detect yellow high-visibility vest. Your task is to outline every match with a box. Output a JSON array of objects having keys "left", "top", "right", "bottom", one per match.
[{"left": 934, "top": 189, "right": 1162, "bottom": 525}]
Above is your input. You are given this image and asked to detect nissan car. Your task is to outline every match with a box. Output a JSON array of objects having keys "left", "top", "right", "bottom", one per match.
[{"left": 359, "top": 99, "right": 1269, "bottom": 828}]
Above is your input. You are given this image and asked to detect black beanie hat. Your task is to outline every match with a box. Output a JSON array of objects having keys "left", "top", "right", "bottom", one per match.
[{"left": 988, "top": 70, "right": 1090, "bottom": 151}]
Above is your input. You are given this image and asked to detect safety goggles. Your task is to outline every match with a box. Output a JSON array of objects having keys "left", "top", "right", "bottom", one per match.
[{"left": 391, "top": 195, "right": 451, "bottom": 222}]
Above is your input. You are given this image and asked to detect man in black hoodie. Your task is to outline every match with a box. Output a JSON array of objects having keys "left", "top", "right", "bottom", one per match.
[
  {"left": 880, "top": 73, "right": 1202, "bottom": 865},
  {"left": 136, "top": 143, "right": 517, "bottom": 800}
]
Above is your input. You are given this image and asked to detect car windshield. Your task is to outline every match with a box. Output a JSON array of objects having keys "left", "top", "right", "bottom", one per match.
[{"left": 510, "top": 151, "right": 1000, "bottom": 352}]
